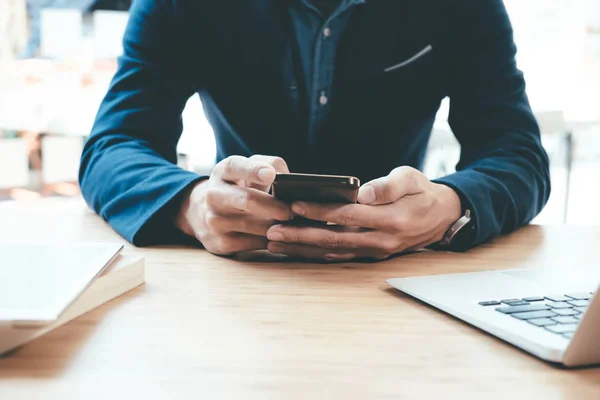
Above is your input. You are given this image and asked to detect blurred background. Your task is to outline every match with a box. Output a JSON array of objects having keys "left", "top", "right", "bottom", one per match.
[{"left": 0, "top": 0, "right": 599, "bottom": 225}]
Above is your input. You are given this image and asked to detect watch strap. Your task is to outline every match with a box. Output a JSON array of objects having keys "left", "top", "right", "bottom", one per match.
[{"left": 439, "top": 209, "right": 472, "bottom": 246}]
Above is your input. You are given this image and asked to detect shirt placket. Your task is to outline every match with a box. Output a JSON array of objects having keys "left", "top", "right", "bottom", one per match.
[{"left": 307, "top": 5, "right": 353, "bottom": 145}]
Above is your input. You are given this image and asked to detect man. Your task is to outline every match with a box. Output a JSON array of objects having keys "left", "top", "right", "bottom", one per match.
[{"left": 79, "top": 0, "right": 551, "bottom": 261}]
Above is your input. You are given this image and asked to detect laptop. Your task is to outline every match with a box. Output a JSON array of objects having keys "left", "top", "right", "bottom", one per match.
[
  {"left": 0, "top": 242, "right": 123, "bottom": 329},
  {"left": 387, "top": 268, "right": 600, "bottom": 367}
]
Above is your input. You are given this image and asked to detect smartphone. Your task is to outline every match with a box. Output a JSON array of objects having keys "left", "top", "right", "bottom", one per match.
[{"left": 272, "top": 173, "right": 360, "bottom": 204}]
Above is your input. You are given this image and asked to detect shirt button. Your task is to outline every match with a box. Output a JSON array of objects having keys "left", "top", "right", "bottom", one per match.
[
  {"left": 319, "top": 94, "right": 328, "bottom": 106},
  {"left": 323, "top": 27, "right": 331, "bottom": 38}
]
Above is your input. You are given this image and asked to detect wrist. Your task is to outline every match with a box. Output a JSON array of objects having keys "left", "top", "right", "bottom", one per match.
[
  {"left": 430, "top": 182, "right": 476, "bottom": 250},
  {"left": 176, "top": 178, "right": 209, "bottom": 237},
  {"left": 433, "top": 183, "right": 462, "bottom": 226}
]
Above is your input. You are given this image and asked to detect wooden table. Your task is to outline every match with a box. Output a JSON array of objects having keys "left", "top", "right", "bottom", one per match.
[{"left": 0, "top": 198, "right": 599, "bottom": 399}]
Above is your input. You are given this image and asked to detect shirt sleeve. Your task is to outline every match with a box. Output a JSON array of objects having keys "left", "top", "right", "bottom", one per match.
[
  {"left": 79, "top": 0, "right": 208, "bottom": 246},
  {"left": 432, "top": 0, "right": 551, "bottom": 250}
]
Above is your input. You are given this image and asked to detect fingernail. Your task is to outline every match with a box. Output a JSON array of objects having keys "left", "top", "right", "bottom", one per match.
[
  {"left": 291, "top": 202, "right": 306, "bottom": 216},
  {"left": 357, "top": 186, "right": 376, "bottom": 204},
  {"left": 269, "top": 242, "right": 285, "bottom": 253},
  {"left": 257, "top": 167, "right": 273, "bottom": 184},
  {"left": 267, "top": 231, "right": 285, "bottom": 241}
]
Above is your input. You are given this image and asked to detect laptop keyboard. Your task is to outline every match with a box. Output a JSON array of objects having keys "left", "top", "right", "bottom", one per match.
[{"left": 478, "top": 292, "right": 594, "bottom": 339}]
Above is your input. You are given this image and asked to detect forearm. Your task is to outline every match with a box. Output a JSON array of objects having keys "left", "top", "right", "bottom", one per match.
[
  {"left": 434, "top": 132, "right": 550, "bottom": 248},
  {"left": 79, "top": 134, "right": 205, "bottom": 246}
]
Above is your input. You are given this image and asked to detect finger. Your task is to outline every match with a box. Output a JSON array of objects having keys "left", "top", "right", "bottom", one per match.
[
  {"left": 405, "top": 239, "right": 432, "bottom": 253},
  {"left": 248, "top": 155, "right": 290, "bottom": 192},
  {"left": 206, "top": 213, "right": 276, "bottom": 237},
  {"left": 213, "top": 155, "right": 277, "bottom": 187},
  {"left": 205, "top": 233, "right": 268, "bottom": 256},
  {"left": 357, "top": 166, "right": 425, "bottom": 205},
  {"left": 206, "top": 184, "right": 293, "bottom": 221},
  {"left": 405, "top": 234, "right": 441, "bottom": 253},
  {"left": 290, "top": 202, "right": 387, "bottom": 229},
  {"left": 266, "top": 224, "right": 382, "bottom": 250},
  {"left": 267, "top": 241, "right": 358, "bottom": 262}
]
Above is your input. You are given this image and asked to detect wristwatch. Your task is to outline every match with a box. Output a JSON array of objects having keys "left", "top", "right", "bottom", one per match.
[{"left": 439, "top": 209, "right": 473, "bottom": 247}]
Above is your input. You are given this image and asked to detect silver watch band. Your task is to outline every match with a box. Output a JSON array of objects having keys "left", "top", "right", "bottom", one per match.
[{"left": 440, "top": 209, "right": 472, "bottom": 246}]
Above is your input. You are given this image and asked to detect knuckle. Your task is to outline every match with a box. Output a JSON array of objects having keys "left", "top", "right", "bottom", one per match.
[
  {"left": 393, "top": 166, "right": 418, "bottom": 183},
  {"left": 391, "top": 215, "right": 408, "bottom": 230},
  {"left": 221, "top": 155, "right": 244, "bottom": 176},
  {"left": 379, "top": 237, "right": 399, "bottom": 255},
  {"left": 207, "top": 235, "right": 234, "bottom": 256},
  {"left": 236, "top": 216, "right": 252, "bottom": 234},
  {"left": 233, "top": 191, "right": 250, "bottom": 210},
  {"left": 284, "top": 230, "right": 298, "bottom": 242},
  {"left": 273, "top": 204, "right": 292, "bottom": 221},
  {"left": 396, "top": 165, "right": 416, "bottom": 175},
  {"left": 319, "top": 232, "right": 340, "bottom": 248},
  {"left": 337, "top": 209, "right": 357, "bottom": 226},
  {"left": 204, "top": 188, "right": 219, "bottom": 208},
  {"left": 204, "top": 213, "right": 223, "bottom": 232},
  {"left": 378, "top": 181, "right": 392, "bottom": 200},
  {"left": 268, "top": 156, "right": 288, "bottom": 172},
  {"left": 255, "top": 220, "right": 272, "bottom": 236},
  {"left": 250, "top": 155, "right": 288, "bottom": 172},
  {"left": 220, "top": 157, "right": 234, "bottom": 175}
]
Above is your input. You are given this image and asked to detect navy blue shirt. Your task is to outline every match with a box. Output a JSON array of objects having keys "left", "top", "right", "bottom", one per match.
[
  {"left": 289, "top": 0, "right": 364, "bottom": 144},
  {"left": 79, "top": 0, "right": 551, "bottom": 251}
]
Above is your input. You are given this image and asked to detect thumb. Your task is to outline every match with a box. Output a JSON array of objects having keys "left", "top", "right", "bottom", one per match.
[
  {"left": 248, "top": 155, "right": 290, "bottom": 192},
  {"left": 216, "top": 156, "right": 276, "bottom": 186},
  {"left": 357, "top": 166, "right": 424, "bottom": 205}
]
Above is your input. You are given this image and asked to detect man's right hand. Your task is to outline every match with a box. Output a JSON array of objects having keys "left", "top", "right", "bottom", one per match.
[{"left": 176, "top": 155, "right": 293, "bottom": 255}]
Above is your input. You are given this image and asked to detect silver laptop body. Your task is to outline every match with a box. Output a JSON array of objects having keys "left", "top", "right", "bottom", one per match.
[{"left": 387, "top": 268, "right": 600, "bottom": 367}]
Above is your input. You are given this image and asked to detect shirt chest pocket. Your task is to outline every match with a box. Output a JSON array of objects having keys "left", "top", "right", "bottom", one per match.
[
  {"left": 379, "top": 44, "right": 446, "bottom": 99},
  {"left": 334, "top": 43, "right": 447, "bottom": 125},
  {"left": 341, "top": 44, "right": 444, "bottom": 102},
  {"left": 384, "top": 45, "right": 433, "bottom": 73}
]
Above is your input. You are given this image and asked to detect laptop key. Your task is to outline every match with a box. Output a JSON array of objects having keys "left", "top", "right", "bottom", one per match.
[
  {"left": 551, "top": 316, "right": 580, "bottom": 324},
  {"left": 545, "top": 295, "right": 571, "bottom": 302},
  {"left": 552, "top": 309, "right": 580, "bottom": 316},
  {"left": 527, "top": 317, "right": 557, "bottom": 327},
  {"left": 503, "top": 301, "right": 529, "bottom": 307},
  {"left": 500, "top": 298, "right": 523, "bottom": 304},
  {"left": 574, "top": 314, "right": 583, "bottom": 320},
  {"left": 478, "top": 301, "right": 501, "bottom": 306},
  {"left": 574, "top": 306, "right": 588, "bottom": 313},
  {"left": 511, "top": 310, "right": 556, "bottom": 320},
  {"left": 523, "top": 296, "right": 544, "bottom": 302},
  {"left": 565, "top": 293, "right": 592, "bottom": 300},
  {"left": 545, "top": 324, "right": 578, "bottom": 334},
  {"left": 496, "top": 304, "right": 550, "bottom": 314},
  {"left": 567, "top": 300, "right": 590, "bottom": 307},
  {"left": 546, "top": 302, "right": 573, "bottom": 309}
]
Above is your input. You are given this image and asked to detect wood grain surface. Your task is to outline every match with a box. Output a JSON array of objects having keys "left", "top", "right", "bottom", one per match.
[{"left": 0, "top": 198, "right": 599, "bottom": 400}]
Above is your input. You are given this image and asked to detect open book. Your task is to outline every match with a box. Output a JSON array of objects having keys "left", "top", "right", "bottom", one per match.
[{"left": 0, "top": 254, "right": 145, "bottom": 356}]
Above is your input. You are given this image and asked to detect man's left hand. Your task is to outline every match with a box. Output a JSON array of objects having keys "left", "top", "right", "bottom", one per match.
[{"left": 266, "top": 167, "right": 463, "bottom": 261}]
